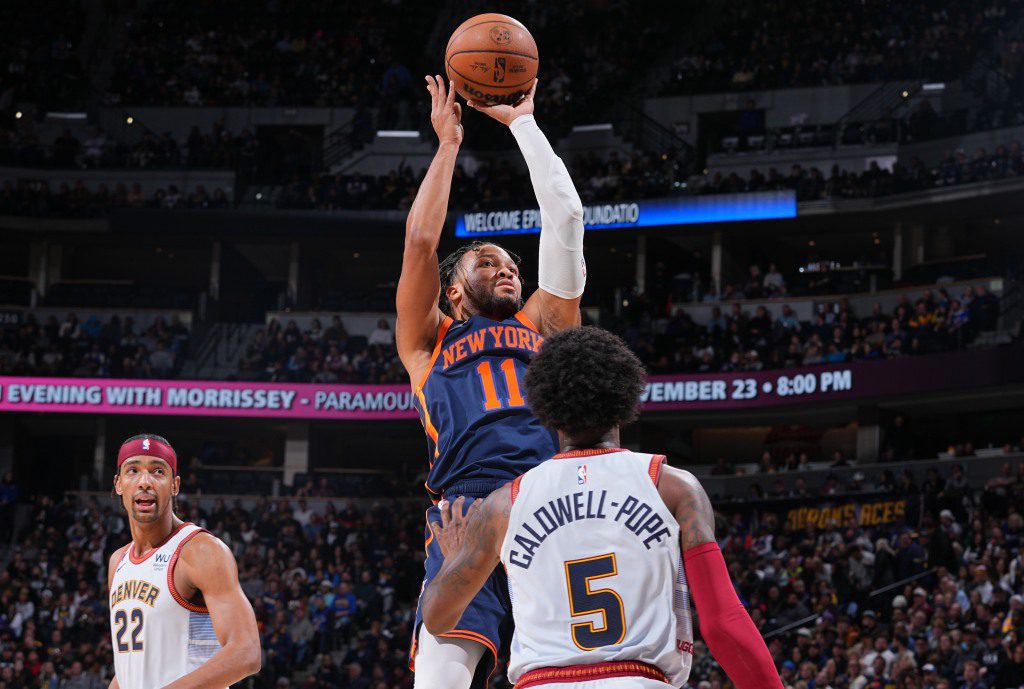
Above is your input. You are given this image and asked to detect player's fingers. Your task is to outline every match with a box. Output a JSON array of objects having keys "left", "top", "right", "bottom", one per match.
[
  {"left": 429, "top": 521, "right": 442, "bottom": 542},
  {"left": 425, "top": 76, "right": 438, "bottom": 111},
  {"left": 451, "top": 496, "right": 467, "bottom": 521},
  {"left": 436, "top": 75, "right": 447, "bottom": 105},
  {"left": 438, "top": 498, "right": 451, "bottom": 525},
  {"left": 453, "top": 102, "right": 462, "bottom": 122},
  {"left": 526, "top": 79, "right": 538, "bottom": 101},
  {"left": 447, "top": 79, "right": 457, "bottom": 108}
]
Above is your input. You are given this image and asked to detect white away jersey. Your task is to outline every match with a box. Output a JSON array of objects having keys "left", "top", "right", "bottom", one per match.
[
  {"left": 500, "top": 449, "right": 693, "bottom": 685},
  {"left": 109, "top": 523, "right": 223, "bottom": 689}
]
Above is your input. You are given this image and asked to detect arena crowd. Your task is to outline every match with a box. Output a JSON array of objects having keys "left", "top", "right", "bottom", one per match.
[
  {"left": 1, "top": 458, "right": 1023, "bottom": 688},
  {"left": 0, "top": 313, "right": 190, "bottom": 379}
]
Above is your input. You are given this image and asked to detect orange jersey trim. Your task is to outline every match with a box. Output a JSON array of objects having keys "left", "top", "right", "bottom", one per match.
[
  {"left": 415, "top": 316, "right": 452, "bottom": 461},
  {"left": 167, "top": 528, "right": 211, "bottom": 613},
  {"left": 515, "top": 661, "right": 667, "bottom": 688},
  {"left": 514, "top": 310, "right": 539, "bottom": 333},
  {"left": 416, "top": 316, "right": 454, "bottom": 390},
  {"left": 126, "top": 521, "right": 190, "bottom": 565},
  {"left": 423, "top": 509, "right": 435, "bottom": 554},
  {"left": 409, "top": 627, "right": 499, "bottom": 682},
  {"left": 415, "top": 387, "right": 440, "bottom": 458},
  {"left": 649, "top": 455, "right": 666, "bottom": 486},
  {"left": 510, "top": 476, "right": 523, "bottom": 505},
  {"left": 551, "top": 448, "right": 626, "bottom": 460}
]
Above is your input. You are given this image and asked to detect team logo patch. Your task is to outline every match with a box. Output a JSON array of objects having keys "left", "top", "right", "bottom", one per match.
[
  {"left": 577, "top": 464, "right": 588, "bottom": 485},
  {"left": 142, "top": 438, "right": 150, "bottom": 451}
]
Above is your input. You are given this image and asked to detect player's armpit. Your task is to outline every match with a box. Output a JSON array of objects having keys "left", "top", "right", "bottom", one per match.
[
  {"left": 107, "top": 545, "right": 128, "bottom": 593},
  {"left": 160, "top": 534, "right": 261, "bottom": 689},
  {"left": 522, "top": 288, "right": 582, "bottom": 336},
  {"left": 107, "top": 675, "right": 120, "bottom": 689},
  {"left": 656, "top": 465, "right": 716, "bottom": 552},
  {"left": 421, "top": 486, "right": 512, "bottom": 635}
]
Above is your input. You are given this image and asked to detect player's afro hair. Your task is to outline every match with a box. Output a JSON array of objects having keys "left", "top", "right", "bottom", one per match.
[
  {"left": 438, "top": 241, "right": 522, "bottom": 317},
  {"left": 524, "top": 326, "right": 647, "bottom": 439}
]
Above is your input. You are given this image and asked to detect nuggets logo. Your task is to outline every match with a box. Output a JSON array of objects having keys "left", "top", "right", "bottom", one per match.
[
  {"left": 577, "top": 465, "right": 587, "bottom": 485},
  {"left": 489, "top": 26, "right": 512, "bottom": 44},
  {"left": 493, "top": 57, "right": 507, "bottom": 83},
  {"left": 142, "top": 438, "right": 150, "bottom": 451}
]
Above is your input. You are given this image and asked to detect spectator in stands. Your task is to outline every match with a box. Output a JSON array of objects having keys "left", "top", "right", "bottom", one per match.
[
  {"left": 148, "top": 341, "right": 175, "bottom": 377},
  {"left": 366, "top": 319, "right": 393, "bottom": 348},
  {"left": 0, "top": 472, "right": 17, "bottom": 540}
]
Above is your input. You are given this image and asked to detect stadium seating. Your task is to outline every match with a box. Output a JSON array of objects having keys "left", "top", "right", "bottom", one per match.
[{"left": 2, "top": 456, "right": 1023, "bottom": 687}]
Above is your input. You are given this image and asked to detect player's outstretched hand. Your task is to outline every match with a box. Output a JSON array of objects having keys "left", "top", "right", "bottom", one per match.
[
  {"left": 426, "top": 75, "right": 463, "bottom": 146},
  {"left": 431, "top": 496, "right": 481, "bottom": 558},
  {"left": 466, "top": 79, "right": 537, "bottom": 127}
]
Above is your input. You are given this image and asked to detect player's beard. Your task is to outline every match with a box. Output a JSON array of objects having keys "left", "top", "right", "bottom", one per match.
[{"left": 463, "top": 280, "right": 522, "bottom": 320}]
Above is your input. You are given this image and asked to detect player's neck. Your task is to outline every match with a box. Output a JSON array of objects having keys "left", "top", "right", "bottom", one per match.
[
  {"left": 559, "top": 428, "right": 620, "bottom": 453},
  {"left": 129, "top": 512, "right": 185, "bottom": 557}
]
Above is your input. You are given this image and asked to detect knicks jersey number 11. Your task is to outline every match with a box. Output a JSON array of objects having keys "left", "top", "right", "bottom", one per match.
[{"left": 415, "top": 313, "right": 557, "bottom": 497}]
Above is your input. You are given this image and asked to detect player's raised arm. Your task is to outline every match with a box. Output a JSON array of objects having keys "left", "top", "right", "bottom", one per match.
[
  {"left": 421, "top": 491, "right": 510, "bottom": 635},
  {"left": 397, "top": 76, "right": 463, "bottom": 380},
  {"left": 161, "top": 533, "right": 261, "bottom": 689},
  {"left": 468, "top": 80, "right": 585, "bottom": 335},
  {"left": 657, "top": 466, "right": 784, "bottom": 689}
]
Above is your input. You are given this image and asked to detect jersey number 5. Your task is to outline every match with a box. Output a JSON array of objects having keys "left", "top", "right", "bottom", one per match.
[
  {"left": 564, "top": 553, "right": 626, "bottom": 650},
  {"left": 114, "top": 608, "right": 144, "bottom": 652},
  {"left": 475, "top": 359, "right": 525, "bottom": 411}
]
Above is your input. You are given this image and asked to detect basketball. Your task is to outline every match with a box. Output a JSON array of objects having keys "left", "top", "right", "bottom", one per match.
[{"left": 445, "top": 13, "right": 539, "bottom": 106}]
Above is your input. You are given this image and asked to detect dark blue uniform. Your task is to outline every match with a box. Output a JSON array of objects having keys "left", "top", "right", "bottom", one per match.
[{"left": 411, "top": 310, "right": 558, "bottom": 682}]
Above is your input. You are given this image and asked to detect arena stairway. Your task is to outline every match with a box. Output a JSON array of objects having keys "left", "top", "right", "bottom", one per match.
[{"left": 179, "top": 322, "right": 263, "bottom": 380}]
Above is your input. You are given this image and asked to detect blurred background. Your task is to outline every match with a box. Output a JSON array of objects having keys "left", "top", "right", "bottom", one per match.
[{"left": 1, "top": 0, "right": 1024, "bottom": 687}]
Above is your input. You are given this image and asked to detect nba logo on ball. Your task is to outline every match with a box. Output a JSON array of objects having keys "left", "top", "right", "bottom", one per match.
[
  {"left": 142, "top": 438, "right": 150, "bottom": 451},
  {"left": 577, "top": 465, "right": 587, "bottom": 485},
  {"left": 489, "top": 27, "right": 512, "bottom": 44}
]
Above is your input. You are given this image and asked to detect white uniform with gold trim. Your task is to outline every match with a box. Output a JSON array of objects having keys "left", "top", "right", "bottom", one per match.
[
  {"left": 500, "top": 449, "right": 693, "bottom": 687},
  {"left": 109, "top": 522, "right": 223, "bottom": 689}
]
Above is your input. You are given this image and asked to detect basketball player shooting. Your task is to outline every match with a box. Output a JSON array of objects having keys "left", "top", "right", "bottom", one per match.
[
  {"left": 421, "top": 328, "right": 784, "bottom": 689},
  {"left": 396, "top": 76, "right": 586, "bottom": 688},
  {"left": 107, "top": 434, "right": 261, "bottom": 689}
]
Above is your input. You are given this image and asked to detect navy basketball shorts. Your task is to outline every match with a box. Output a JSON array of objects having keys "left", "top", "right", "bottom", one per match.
[{"left": 411, "top": 495, "right": 513, "bottom": 687}]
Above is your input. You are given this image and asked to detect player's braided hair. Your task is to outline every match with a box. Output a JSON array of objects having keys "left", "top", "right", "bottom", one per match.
[
  {"left": 525, "top": 327, "right": 647, "bottom": 440},
  {"left": 438, "top": 241, "right": 523, "bottom": 317}
]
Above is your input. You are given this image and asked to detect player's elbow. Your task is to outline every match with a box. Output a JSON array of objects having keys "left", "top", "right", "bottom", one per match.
[
  {"left": 550, "top": 158, "right": 584, "bottom": 221},
  {"left": 404, "top": 228, "right": 437, "bottom": 256},
  {"left": 562, "top": 189, "right": 583, "bottom": 222},
  {"left": 240, "top": 640, "right": 262, "bottom": 676},
  {"left": 699, "top": 617, "right": 730, "bottom": 650}
]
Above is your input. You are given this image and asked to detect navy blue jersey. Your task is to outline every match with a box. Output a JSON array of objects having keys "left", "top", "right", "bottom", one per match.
[{"left": 414, "top": 311, "right": 558, "bottom": 499}]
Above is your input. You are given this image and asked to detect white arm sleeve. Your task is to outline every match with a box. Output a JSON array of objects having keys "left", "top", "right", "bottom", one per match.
[{"left": 510, "top": 114, "right": 586, "bottom": 299}]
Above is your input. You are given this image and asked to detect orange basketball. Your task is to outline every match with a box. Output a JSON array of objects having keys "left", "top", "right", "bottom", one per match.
[{"left": 445, "top": 13, "right": 538, "bottom": 106}]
